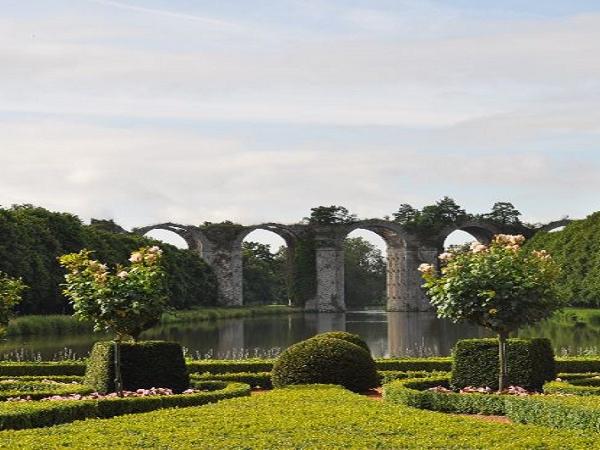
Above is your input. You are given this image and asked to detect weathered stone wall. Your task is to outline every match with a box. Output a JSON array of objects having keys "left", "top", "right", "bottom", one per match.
[{"left": 305, "top": 246, "right": 345, "bottom": 312}]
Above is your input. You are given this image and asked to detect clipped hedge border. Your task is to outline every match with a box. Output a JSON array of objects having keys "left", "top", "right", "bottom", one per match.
[
  {"left": 0, "top": 382, "right": 93, "bottom": 401},
  {"left": 544, "top": 379, "right": 600, "bottom": 396},
  {"left": 0, "top": 376, "right": 84, "bottom": 383},
  {"left": 0, "top": 381, "right": 250, "bottom": 431},
  {"left": 0, "top": 362, "right": 86, "bottom": 377},
  {"left": 192, "top": 372, "right": 273, "bottom": 389},
  {"left": 1, "top": 355, "right": 599, "bottom": 377},
  {"left": 378, "top": 370, "right": 449, "bottom": 385},
  {"left": 187, "top": 359, "right": 275, "bottom": 374},
  {"left": 384, "top": 377, "right": 600, "bottom": 433}
]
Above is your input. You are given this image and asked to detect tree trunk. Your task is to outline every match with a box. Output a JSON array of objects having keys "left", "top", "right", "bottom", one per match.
[
  {"left": 114, "top": 339, "right": 124, "bottom": 397},
  {"left": 498, "top": 331, "right": 509, "bottom": 392}
]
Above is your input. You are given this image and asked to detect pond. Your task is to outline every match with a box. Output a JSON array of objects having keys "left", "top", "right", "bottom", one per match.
[{"left": 2, "top": 309, "right": 599, "bottom": 361}]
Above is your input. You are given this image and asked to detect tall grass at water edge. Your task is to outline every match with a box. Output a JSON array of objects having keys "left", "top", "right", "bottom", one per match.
[{"left": 5, "top": 305, "right": 300, "bottom": 337}]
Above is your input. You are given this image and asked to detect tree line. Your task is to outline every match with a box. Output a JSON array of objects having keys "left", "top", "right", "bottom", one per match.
[
  {"left": 0, "top": 205, "right": 218, "bottom": 314},
  {"left": 525, "top": 212, "right": 600, "bottom": 307}
]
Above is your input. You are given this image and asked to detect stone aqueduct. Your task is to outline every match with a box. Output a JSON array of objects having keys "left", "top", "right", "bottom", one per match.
[{"left": 133, "top": 218, "right": 570, "bottom": 312}]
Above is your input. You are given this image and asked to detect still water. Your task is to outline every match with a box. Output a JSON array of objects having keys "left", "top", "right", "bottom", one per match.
[{"left": 1, "top": 310, "right": 598, "bottom": 360}]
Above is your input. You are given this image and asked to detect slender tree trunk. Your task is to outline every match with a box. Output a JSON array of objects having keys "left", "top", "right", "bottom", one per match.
[
  {"left": 498, "top": 331, "right": 509, "bottom": 392},
  {"left": 114, "top": 339, "right": 123, "bottom": 397}
]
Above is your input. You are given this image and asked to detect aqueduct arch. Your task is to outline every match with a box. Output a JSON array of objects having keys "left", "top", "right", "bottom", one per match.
[
  {"left": 303, "top": 220, "right": 433, "bottom": 312},
  {"left": 132, "top": 215, "right": 567, "bottom": 312},
  {"left": 436, "top": 221, "right": 502, "bottom": 249}
]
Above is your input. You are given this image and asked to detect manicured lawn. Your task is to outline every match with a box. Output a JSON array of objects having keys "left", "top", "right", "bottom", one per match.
[{"left": 0, "top": 385, "right": 598, "bottom": 449}]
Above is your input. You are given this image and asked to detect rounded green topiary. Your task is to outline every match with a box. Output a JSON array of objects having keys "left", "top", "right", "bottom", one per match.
[
  {"left": 271, "top": 337, "right": 378, "bottom": 392},
  {"left": 308, "top": 331, "right": 370, "bottom": 353}
]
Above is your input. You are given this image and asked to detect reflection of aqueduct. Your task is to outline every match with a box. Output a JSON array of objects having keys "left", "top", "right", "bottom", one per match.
[{"left": 134, "top": 218, "right": 570, "bottom": 312}]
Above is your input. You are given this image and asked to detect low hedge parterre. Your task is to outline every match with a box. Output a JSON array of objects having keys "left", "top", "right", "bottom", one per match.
[
  {"left": 0, "top": 381, "right": 249, "bottom": 431},
  {"left": 384, "top": 376, "right": 600, "bottom": 433},
  {"left": 1, "top": 385, "right": 599, "bottom": 449}
]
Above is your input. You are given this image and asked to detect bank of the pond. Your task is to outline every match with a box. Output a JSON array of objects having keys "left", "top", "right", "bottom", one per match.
[{"left": 6, "top": 306, "right": 300, "bottom": 337}]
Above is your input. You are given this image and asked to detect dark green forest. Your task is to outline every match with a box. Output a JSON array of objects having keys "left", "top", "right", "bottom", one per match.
[
  {"left": 0, "top": 205, "right": 218, "bottom": 314},
  {"left": 525, "top": 212, "right": 600, "bottom": 307}
]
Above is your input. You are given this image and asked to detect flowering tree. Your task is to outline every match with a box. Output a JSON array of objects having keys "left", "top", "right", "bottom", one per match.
[
  {"left": 0, "top": 272, "right": 27, "bottom": 337},
  {"left": 59, "top": 246, "right": 167, "bottom": 395},
  {"left": 419, "top": 235, "right": 564, "bottom": 391}
]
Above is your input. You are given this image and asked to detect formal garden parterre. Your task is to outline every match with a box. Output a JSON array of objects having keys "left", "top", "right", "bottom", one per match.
[{"left": 0, "top": 235, "right": 598, "bottom": 447}]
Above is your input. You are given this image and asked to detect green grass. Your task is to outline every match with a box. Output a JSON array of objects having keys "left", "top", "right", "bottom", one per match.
[
  {"left": 1, "top": 385, "right": 599, "bottom": 449},
  {"left": 6, "top": 305, "right": 299, "bottom": 337}
]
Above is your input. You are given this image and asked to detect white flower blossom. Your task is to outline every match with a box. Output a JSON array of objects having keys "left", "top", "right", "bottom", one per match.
[
  {"left": 418, "top": 263, "right": 434, "bottom": 275},
  {"left": 129, "top": 252, "right": 142, "bottom": 263},
  {"left": 438, "top": 252, "right": 453, "bottom": 262}
]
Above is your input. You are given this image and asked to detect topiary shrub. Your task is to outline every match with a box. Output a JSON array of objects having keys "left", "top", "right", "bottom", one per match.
[
  {"left": 308, "top": 331, "right": 370, "bottom": 353},
  {"left": 85, "top": 341, "right": 189, "bottom": 394},
  {"left": 271, "top": 337, "right": 378, "bottom": 392},
  {"left": 451, "top": 338, "right": 555, "bottom": 391}
]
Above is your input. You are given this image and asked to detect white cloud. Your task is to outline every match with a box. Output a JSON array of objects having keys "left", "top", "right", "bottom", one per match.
[{"left": 0, "top": 3, "right": 599, "bottom": 234}]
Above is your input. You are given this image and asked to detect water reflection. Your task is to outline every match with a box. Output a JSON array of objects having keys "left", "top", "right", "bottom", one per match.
[{"left": 0, "top": 311, "right": 495, "bottom": 360}]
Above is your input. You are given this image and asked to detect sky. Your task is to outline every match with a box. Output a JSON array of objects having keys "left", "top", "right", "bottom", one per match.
[{"left": 1, "top": 0, "right": 600, "bottom": 250}]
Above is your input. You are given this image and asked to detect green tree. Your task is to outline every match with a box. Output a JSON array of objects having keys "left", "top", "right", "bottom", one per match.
[
  {"left": 242, "top": 242, "right": 287, "bottom": 305},
  {"left": 343, "top": 237, "right": 386, "bottom": 307},
  {"left": 485, "top": 202, "right": 522, "bottom": 225},
  {"left": 0, "top": 205, "right": 218, "bottom": 314},
  {"left": 0, "top": 271, "right": 26, "bottom": 337},
  {"left": 420, "top": 235, "right": 565, "bottom": 391},
  {"left": 392, "top": 204, "right": 419, "bottom": 225},
  {"left": 59, "top": 246, "right": 168, "bottom": 341},
  {"left": 419, "top": 197, "right": 467, "bottom": 226},
  {"left": 303, "top": 206, "right": 357, "bottom": 225}
]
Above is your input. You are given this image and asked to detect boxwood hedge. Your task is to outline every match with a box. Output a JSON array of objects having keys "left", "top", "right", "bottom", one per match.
[
  {"left": 451, "top": 338, "right": 555, "bottom": 391},
  {"left": 191, "top": 372, "right": 273, "bottom": 389},
  {"left": 272, "top": 337, "right": 379, "bottom": 392},
  {"left": 85, "top": 341, "right": 189, "bottom": 394},
  {"left": 0, "top": 381, "right": 249, "bottom": 431},
  {"left": 0, "top": 354, "right": 598, "bottom": 378},
  {"left": 384, "top": 376, "right": 600, "bottom": 433}
]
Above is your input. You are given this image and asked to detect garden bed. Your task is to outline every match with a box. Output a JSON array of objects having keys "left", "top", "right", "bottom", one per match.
[{"left": 384, "top": 376, "right": 600, "bottom": 433}]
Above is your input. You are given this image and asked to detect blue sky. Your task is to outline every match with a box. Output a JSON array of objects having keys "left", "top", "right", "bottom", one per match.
[{"left": 1, "top": 1, "right": 599, "bottom": 249}]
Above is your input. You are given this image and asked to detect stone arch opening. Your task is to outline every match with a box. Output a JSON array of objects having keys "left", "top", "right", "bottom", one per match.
[
  {"left": 338, "top": 221, "right": 423, "bottom": 311},
  {"left": 437, "top": 222, "right": 499, "bottom": 251},
  {"left": 144, "top": 228, "right": 189, "bottom": 249},
  {"left": 134, "top": 223, "right": 208, "bottom": 256},
  {"left": 343, "top": 228, "right": 387, "bottom": 310},
  {"left": 443, "top": 229, "right": 480, "bottom": 250},
  {"left": 234, "top": 224, "right": 299, "bottom": 307}
]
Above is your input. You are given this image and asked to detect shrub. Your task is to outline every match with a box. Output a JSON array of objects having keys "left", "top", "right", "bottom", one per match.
[
  {"left": 451, "top": 338, "right": 555, "bottom": 391},
  {"left": 85, "top": 341, "right": 189, "bottom": 394},
  {"left": 271, "top": 337, "right": 378, "bottom": 392},
  {"left": 309, "top": 331, "right": 370, "bottom": 353}
]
